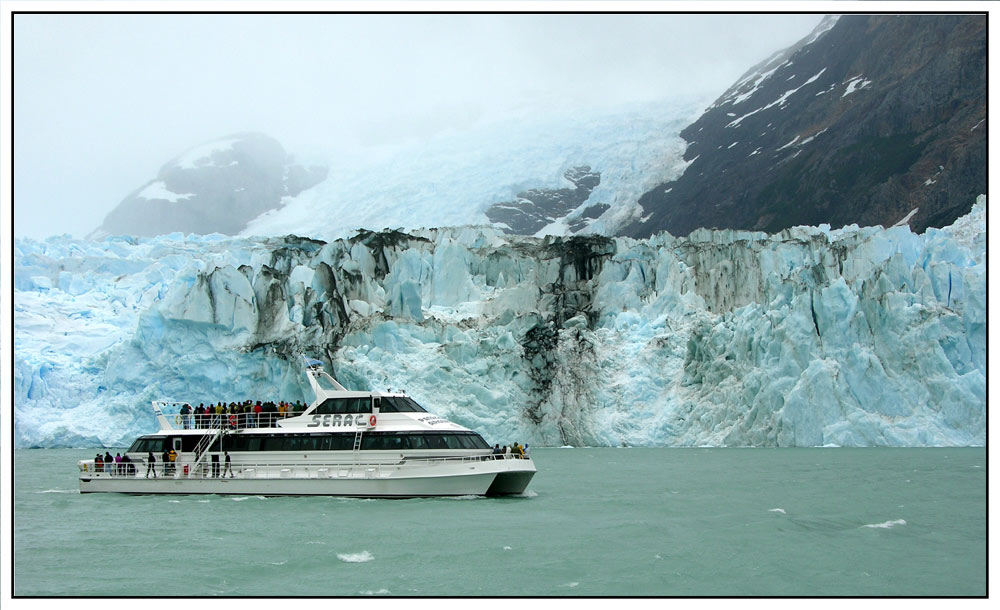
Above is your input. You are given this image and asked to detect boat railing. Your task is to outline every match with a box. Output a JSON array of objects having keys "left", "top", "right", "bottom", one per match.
[
  {"left": 168, "top": 411, "right": 307, "bottom": 430},
  {"left": 77, "top": 452, "right": 531, "bottom": 479}
]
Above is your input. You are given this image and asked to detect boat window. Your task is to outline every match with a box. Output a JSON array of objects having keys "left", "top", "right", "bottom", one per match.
[
  {"left": 442, "top": 434, "right": 466, "bottom": 449},
  {"left": 314, "top": 397, "right": 370, "bottom": 414},
  {"left": 403, "top": 434, "right": 428, "bottom": 450},
  {"left": 326, "top": 434, "right": 354, "bottom": 450},
  {"left": 397, "top": 432, "right": 490, "bottom": 450},
  {"left": 456, "top": 435, "right": 478, "bottom": 449},
  {"left": 196, "top": 431, "right": 488, "bottom": 453},
  {"left": 360, "top": 434, "right": 383, "bottom": 450},
  {"left": 378, "top": 396, "right": 427, "bottom": 413},
  {"left": 467, "top": 434, "right": 491, "bottom": 449},
  {"left": 423, "top": 434, "right": 448, "bottom": 449},
  {"left": 260, "top": 436, "right": 281, "bottom": 451},
  {"left": 222, "top": 435, "right": 243, "bottom": 451},
  {"left": 131, "top": 436, "right": 168, "bottom": 454},
  {"left": 360, "top": 433, "right": 406, "bottom": 451}
]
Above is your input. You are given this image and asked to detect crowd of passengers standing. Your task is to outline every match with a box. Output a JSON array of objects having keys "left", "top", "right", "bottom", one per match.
[{"left": 176, "top": 400, "right": 305, "bottom": 429}]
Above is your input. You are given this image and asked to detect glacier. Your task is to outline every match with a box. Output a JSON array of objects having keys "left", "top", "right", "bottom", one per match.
[
  {"left": 241, "top": 98, "right": 704, "bottom": 241},
  {"left": 13, "top": 197, "right": 986, "bottom": 448}
]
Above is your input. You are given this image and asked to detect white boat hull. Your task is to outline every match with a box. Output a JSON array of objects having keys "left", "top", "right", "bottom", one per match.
[{"left": 79, "top": 457, "right": 535, "bottom": 497}]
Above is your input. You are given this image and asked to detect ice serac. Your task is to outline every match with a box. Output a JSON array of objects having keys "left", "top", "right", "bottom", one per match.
[{"left": 13, "top": 197, "right": 985, "bottom": 448}]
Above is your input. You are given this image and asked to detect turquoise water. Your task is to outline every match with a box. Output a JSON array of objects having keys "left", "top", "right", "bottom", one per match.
[{"left": 14, "top": 447, "right": 986, "bottom": 596}]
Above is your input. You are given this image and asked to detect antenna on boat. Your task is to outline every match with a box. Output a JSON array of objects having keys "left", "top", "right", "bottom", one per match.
[{"left": 302, "top": 355, "right": 348, "bottom": 395}]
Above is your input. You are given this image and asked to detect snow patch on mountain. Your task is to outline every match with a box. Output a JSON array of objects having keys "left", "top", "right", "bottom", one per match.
[
  {"left": 136, "top": 181, "right": 195, "bottom": 203},
  {"left": 174, "top": 137, "right": 242, "bottom": 170}
]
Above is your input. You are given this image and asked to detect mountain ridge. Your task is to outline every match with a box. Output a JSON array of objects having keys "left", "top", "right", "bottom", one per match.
[
  {"left": 621, "top": 14, "right": 986, "bottom": 238},
  {"left": 89, "top": 132, "right": 327, "bottom": 239}
]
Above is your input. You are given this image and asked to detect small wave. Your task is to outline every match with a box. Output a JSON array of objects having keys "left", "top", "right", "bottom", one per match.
[
  {"left": 168, "top": 500, "right": 181, "bottom": 503},
  {"left": 37, "top": 489, "right": 76, "bottom": 494},
  {"left": 518, "top": 490, "right": 538, "bottom": 498},
  {"left": 337, "top": 551, "right": 374, "bottom": 563},
  {"left": 445, "top": 494, "right": 480, "bottom": 501},
  {"left": 503, "top": 546, "right": 512, "bottom": 551},
  {"left": 231, "top": 497, "right": 251, "bottom": 502},
  {"left": 863, "top": 519, "right": 907, "bottom": 529},
  {"left": 269, "top": 560, "right": 287, "bottom": 566},
  {"left": 360, "top": 588, "right": 390, "bottom": 595},
  {"left": 654, "top": 554, "right": 663, "bottom": 560},
  {"left": 769, "top": 508, "right": 786, "bottom": 514},
  {"left": 197, "top": 499, "right": 210, "bottom": 503},
  {"left": 305, "top": 541, "right": 326, "bottom": 545},
  {"left": 560, "top": 582, "right": 580, "bottom": 588}
]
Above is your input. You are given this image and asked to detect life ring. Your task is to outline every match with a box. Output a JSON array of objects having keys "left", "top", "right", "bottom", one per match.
[
  {"left": 229, "top": 415, "right": 238, "bottom": 427},
  {"left": 369, "top": 415, "right": 377, "bottom": 427}
]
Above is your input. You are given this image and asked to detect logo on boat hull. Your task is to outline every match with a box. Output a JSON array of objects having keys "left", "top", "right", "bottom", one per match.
[{"left": 307, "top": 414, "right": 367, "bottom": 428}]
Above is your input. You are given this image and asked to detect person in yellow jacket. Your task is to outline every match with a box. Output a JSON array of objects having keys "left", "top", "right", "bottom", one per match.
[{"left": 168, "top": 448, "right": 177, "bottom": 474}]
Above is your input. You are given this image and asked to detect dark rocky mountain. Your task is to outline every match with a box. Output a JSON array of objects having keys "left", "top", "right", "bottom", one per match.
[
  {"left": 485, "top": 166, "right": 606, "bottom": 235},
  {"left": 90, "top": 133, "right": 327, "bottom": 238},
  {"left": 622, "top": 14, "right": 986, "bottom": 238}
]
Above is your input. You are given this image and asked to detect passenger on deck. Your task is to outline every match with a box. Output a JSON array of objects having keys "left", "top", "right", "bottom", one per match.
[
  {"left": 168, "top": 448, "right": 177, "bottom": 474},
  {"left": 180, "top": 403, "right": 191, "bottom": 429},
  {"left": 123, "top": 454, "right": 134, "bottom": 475},
  {"left": 162, "top": 449, "right": 170, "bottom": 475},
  {"left": 523, "top": 444, "right": 530, "bottom": 458},
  {"left": 105, "top": 451, "right": 114, "bottom": 475},
  {"left": 264, "top": 401, "right": 276, "bottom": 427},
  {"left": 145, "top": 451, "right": 156, "bottom": 478},
  {"left": 512, "top": 443, "right": 523, "bottom": 458},
  {"left": 223, "top": 451, "right": 233, "bottom": 478},
  {"left": 492, "top": 444, "right": 502, "bottom": 458},
  {"left": 253, "top": 401, "right": 262, "bottom": 428},
  {"left": 95, "top": 453, "right": 104, "bottom": 473},
  {"left": 115, "top": 452, "right": 123, "bottom": 474},
  {"left": 504, "top": 445, "right": 511, "bottom": 459}
]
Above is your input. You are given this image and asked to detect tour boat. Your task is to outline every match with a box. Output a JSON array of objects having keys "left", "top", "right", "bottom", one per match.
[{"left": 77, "top": 359, "right": 536, "bottom": 496}]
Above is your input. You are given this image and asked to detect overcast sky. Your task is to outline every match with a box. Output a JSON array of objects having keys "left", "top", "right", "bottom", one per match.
[{"left": 12, "top": 12, "right": 824, "bottom": 239}]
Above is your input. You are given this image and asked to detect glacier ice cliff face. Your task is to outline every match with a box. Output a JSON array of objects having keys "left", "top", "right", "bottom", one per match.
[{"left": 13, "top": 197, "right": 985, "bottom": 448}]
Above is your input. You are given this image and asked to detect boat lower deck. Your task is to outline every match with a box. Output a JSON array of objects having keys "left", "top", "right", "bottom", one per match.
[{"left": 79, "top": 455, "right": 535, "bottom": 497}]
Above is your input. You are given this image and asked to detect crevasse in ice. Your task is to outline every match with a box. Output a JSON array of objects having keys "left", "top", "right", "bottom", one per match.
[{"left": 13, "top": 197, "right": 985, "bottom": 448}]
